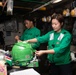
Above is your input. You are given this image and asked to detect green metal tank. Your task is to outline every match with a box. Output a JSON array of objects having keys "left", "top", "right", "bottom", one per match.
[{"left": 11, "top": 42, "right": 35, "bottom": 66}]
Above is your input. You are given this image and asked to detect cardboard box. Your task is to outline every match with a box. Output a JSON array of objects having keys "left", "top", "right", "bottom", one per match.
[{"left": 10, "top": 68, "right": 40, "bottom": 75}]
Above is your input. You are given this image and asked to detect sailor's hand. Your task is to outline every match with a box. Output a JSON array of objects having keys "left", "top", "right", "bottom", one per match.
[
  {"left": 23, "top": 40, "right": 29, "bottom": 43},
  {"left": 24, "top": 40, "right": 30, "bottom": 43},
  {"left": 15, "top": 35, "right": 19, "bottom": 41},
  {"left": 35, "top": 50, "right": 44, "bottom": 56}
]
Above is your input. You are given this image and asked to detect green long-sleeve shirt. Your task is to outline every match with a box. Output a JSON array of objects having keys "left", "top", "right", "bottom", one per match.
[
  {"left": 36, "top": 29, "right": 72, "bottom": 65},
  {"left": 20, "top": 27, "right": 41, "bottom": 49}
]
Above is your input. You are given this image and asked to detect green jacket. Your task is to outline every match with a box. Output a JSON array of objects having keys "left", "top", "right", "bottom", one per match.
[
  {"left": 20, "top": 27, "right": 41, "bottom": 49},
  {"left": 36, "top": 29, "right": 72, "bottom": 65}
]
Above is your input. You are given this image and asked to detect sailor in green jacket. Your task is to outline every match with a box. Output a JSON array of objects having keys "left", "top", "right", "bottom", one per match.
[
  {"left": 15, "top": 16, "right": 40, "bottom": 49},
  {"left": 25, "top": 14, "right": 72, "bottom": 75}
]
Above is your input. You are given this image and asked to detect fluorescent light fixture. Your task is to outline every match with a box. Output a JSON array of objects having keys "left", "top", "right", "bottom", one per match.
[{"left": 53, "top": 0, "right": 62, "bottom": 3}]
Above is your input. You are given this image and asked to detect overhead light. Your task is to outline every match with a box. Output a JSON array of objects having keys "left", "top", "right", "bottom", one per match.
[
  {"left": 53, "top": 0, "right": 62, "bottom": 3},
  {"left": 0, "top": 2, "right": 2, "bottom": 6},
  {"left": 42, "top": 16, "right": 47, "bottom": 22},
  {"left": 47, "top": 16, "right": 51, "bottom": 22}
]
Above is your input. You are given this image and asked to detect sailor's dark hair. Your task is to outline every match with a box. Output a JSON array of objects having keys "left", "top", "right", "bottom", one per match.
[
  {"left": 51, "top": 13, "right": 64, "bottom": 24},
  {"left": 23, "top": 16, "right": 35, "bottom": 24}
]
